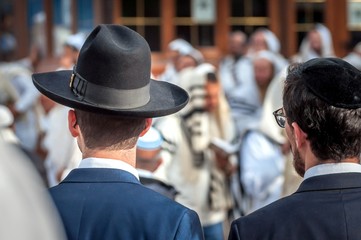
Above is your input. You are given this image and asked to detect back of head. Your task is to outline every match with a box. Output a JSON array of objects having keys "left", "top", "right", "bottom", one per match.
[
  {"left": 283, "top": 58, "right": 361, "bottom": 162},
  {"left": 75, "top": 110, "right": 146, "bottom": 151}
]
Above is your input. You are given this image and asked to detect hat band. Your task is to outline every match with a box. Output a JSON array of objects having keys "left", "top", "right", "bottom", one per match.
[{"left": 70, "top": 70, "right": 150, "bottom": 109}]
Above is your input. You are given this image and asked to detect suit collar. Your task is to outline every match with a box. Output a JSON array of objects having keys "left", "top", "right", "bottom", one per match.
[
  {"left": 61, "top": 168, "right": 140, "bottom": 184},
  {"left": 296, "top": 172, "right": 361, "bottom": 193}
]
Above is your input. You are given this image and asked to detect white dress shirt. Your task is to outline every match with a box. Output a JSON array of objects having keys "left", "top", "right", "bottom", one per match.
[
  {"left": 78, "top": 157, "right": 139, "bottom": 180},
  {"left": 304, "top": 162, "right": 361, "bottom": 180}
]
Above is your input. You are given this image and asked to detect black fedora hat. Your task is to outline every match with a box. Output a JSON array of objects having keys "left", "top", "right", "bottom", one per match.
[{"left": 32, "top": 24, "right": 189, "bottom": 117}]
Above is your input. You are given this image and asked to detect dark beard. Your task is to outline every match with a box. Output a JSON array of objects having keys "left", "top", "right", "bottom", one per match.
[{"left": 293, "top": 149, "right": 305, "bottom": 177}]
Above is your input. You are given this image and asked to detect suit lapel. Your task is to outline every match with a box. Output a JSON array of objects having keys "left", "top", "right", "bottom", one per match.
[
  {"left": 295, "top": 172, "right": 361, "bottom": 193},
  {"left": 61, "top": 168, "right": 140, "bottom": 184}
]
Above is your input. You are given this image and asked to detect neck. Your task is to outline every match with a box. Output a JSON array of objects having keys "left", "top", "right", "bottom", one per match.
[{"left": 82, "top": 147, "right": 136, "bottom": 167}]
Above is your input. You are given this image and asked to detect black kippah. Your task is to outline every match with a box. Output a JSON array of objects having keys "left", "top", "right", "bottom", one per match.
[{"left": 302, "top": 58, "right": 361, "bottom": 109}]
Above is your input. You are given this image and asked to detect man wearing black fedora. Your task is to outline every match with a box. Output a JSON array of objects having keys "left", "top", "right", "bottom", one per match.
[
  {"left": 32, "top": 24, "right": 204, "bottom": 239},
  {"left": 228, "top": 58, "right": 361, "bottom": 240}
]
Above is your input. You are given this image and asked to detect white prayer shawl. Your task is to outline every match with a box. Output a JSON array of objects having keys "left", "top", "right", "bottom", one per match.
[
  {"left": 219, "top": 55, "right": 261, "bottom": 135},
  {"left": 258, "top": 67, "right": 288, "bottom": 144},
  {"left": 0, "top": 105, "right": 18, "bottom": 143},
  {"left": 0, "top": 62, "right": 41, "bottom": 151},
  {"left": 41, "top": 104, "right": 81, "bottom": 187},
  {"left": 294, "top": 23, "right": 335, "bottom": 63},
  {"left": 156, "top": 64, "right": 236, "bottom": 226},
  {"left": 239, "top": 67, "right": 288, "bottom": 214},
  {"left": 343, "top": 43, "right": 361, "bottom": 70},
  {"left": 0, "top": 141, "right": 67, "bottom": 240},
  {"left": 247, "top": 28, "right": 289, "bottom": 75}
]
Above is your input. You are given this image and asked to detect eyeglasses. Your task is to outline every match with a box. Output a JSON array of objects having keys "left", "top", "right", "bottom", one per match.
[{"left": 273, "top": 108, "right": 287, "bottom": 128}]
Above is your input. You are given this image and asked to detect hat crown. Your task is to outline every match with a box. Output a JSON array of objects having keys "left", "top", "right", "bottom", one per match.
[
  {"left": 32, "top": 24, "right": 189, "bottom": 117},
  {"left": 302, "top": 57, "right": 361, "bottom": 109},
  {"left": 76, "top": 25, "right": 151, "bottom": 90}
]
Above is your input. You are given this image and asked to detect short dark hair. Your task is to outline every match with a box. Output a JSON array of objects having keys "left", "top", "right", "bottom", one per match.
[
  {"left": 283, "top": 63, "right": 361, "bottom": 162},
  {"left": 75, "top": 110, "right": 146, "bottom": 150}
]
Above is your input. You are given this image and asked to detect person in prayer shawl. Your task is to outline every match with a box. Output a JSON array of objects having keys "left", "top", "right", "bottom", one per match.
[
  {"left": 155, "top": 63, "right": 237, "bottom": 240},
  {"left": 219, "top": 31, "right": 258, "bottom": 136},
  {"left": 343, "top": 41, "right": 361, "bottom": 71},
  {"left": 291, "top": 23, "right": 335, "bottom": 63},
  {"left": 238, "top": 65, "right": 289, "bottom": 214},
  {"left": 136, "top": 127, "right": 178, "bottom": 200},
  {"left": 158, "top": 38, "right": 195, "bottom": 83}
]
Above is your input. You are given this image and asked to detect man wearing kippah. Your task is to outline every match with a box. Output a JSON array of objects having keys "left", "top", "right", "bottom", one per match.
[
  {"left": 32, "top": 24, "right": 203, "bottom": 240},
  {"left": 136, "top": 127, "right": 177, "bottom": 200},
  {"left": 228, "top": 58, "right": 361, "bottom": 240}
]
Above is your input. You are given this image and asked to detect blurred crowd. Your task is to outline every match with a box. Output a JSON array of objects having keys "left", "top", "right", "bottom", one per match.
[{"left": 2, "top": 22, "right": 361, "bottom": 239}]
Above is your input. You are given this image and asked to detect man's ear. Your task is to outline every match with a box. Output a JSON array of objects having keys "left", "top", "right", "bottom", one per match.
[
  {"left": 139, "top": 118, "right": 153, "bottom": 137},
  {"left": 291, "top": 122, "right": 307, "bottom": 149},
  {"left": 68, "top": 109, "right": 79, "bottom": 137}
]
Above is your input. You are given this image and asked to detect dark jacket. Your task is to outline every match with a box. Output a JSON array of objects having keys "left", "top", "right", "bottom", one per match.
[
  {"left": 50, "top": 168, "right": 204, "bottom": 240},
  {"left": 140, "top": 176, "right": 178, "bottom": 200},
  {"left": 229, "top": 173, "right": 361, "bottom": 240}
]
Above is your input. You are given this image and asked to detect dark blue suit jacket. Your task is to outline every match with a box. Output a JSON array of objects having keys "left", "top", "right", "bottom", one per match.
[
  {"left": 50, "top": 168, "right": 204, "bottom": 240},
  {"left": 228, "top": 173, "right": 361, "bottom": 240}
]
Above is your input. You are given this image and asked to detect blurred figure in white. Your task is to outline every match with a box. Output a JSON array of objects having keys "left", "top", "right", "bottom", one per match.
[
  {"left": 247, "top": 28, "right": 288, "bottom": 72},
  {"left": 38, "top": 95, "right": 82, "bottom": 187},
  {"left": 0, "top": 105, "right": 17, "bottom": 142},
  {"left": 156, "top": 63, "right": 237, "bottom": 240},
  {"left": 238, "top": 52, "right": 288, "bottom": 214},
  {"left": 159, "top": 38, "right": 193, "bottom": 83},
  {"left": 58, "top": 32, "right": 86, "bottom": 70},
  {"left": 136, "top": 127, "right": 178, "bottom": 200},
  {"left": 292, "top": 23, "right": 335, "bottom": 63},
  {"left": 253, "top": 51, "right": 284, "bottom": 104},
  {"left": 219, "top": 31, "right": 258, "bottom": 136},
  {"left": 343, "top": 42, "right": 361, "bottom": 70},
  {"left": 0, "top": 52, "right": 42, "bottom": 152},
  {"left": 36, "top": 33, "right": 85, "bottom": 187},
  {"left": 0, "top": 140, "right": 66, "bottom": 240},
  {"left": 0, "top": 100, "right": 47, "bottom": 185}
]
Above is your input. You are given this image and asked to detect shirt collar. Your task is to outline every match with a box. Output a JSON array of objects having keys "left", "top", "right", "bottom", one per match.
[
  {"left": 136, "top": 168, "right": 154, "bottom": 178},
  {"left": 304, "top": 162, "right": 361, "bottom": 180},
  {"left": 78, "top": 157, "right": 139, "bottom": 180}
]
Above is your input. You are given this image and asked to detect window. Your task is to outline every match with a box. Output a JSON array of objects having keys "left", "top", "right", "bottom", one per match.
[
  {"left": 295, "top": 0, "right": 325, "bottom": 48},
  {"left": 230, "top": 0, "right": 268, "bottom": 34},
  {"left": 175, "top": 0, "right": 215, "bottom": 47},
  {"left": 119, "top": 0, "right": 161, "bottom": 51}
]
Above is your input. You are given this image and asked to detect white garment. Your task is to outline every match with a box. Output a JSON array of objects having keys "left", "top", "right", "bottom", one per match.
[
  {"left": 293, "top": 23, "right": 335, "bottom": 63},
  {"left": 258, "top": 67, "right": 288, "bottom": 144},
  {"left": 219, "top": 55, "right": 261, "bottom": 134},
  {"left": 156, "top": 115, "right": 226, "bottom": 226},
  {"left": 0, "top": 62, "right": 41, "bottom": 151},
  {"left": 78, "top": 157, "right": 139, "bottom": 179},
  {"left": 343, "top": 52, "right": 361, "bottom": 70},
  {"left": 0, "top": 105, "right": 18, "bottom": 143},
  {"left": 0, "top": 141, "right": 66, "bottom": 240},
  {"left": 157, "top": 64, "right": 237, "bottom": 226},
  {"left": 41, "top": 105, "right": 81, "bottom": 187},
  {"left": 246, "top": 28, "right": 289, "bottom": 76},
  {"left": 158, "top": 63, "right": 179, "bottom": 84},
  {"left": 240, "top": 130, "right": 285, "bottom": 214}
]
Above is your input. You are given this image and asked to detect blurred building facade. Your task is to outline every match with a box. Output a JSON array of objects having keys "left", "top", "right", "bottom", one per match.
[{"left": 1, "top": 0, "right": 359, "bottom": 74}]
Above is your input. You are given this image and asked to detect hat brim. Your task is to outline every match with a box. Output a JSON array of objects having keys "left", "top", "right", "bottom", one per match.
[{"left": 32, "top": 70, "right": 189, "bottom": 117}]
